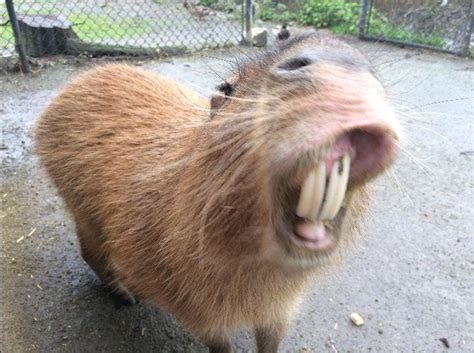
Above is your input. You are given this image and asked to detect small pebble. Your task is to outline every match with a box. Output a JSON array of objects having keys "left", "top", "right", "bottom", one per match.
[
  {"left": 350, "top": 312, "right": 364, "bottom": 326},
  {"left": 439, "top": 337, "right": 449, "bottom": 348}
]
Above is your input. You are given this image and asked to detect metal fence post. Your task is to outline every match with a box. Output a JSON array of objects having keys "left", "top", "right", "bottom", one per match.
[
  {"left": 357, "top": 0, "right": 370, "bottom": 39},
  {"left": 461, "top": 0, "right": 473, "bottom": 56},
  {"left": 244, "top": 0, "right": 253, "bottom": 45},
  {"left": 6, "top": 0, "right": 31, "bottom": 73}
]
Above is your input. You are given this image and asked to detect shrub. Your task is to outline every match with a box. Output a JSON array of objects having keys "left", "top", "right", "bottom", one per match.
[
  {"left": 197, "top": 0, "right": 219, "bottom": 6},
  {"left": 258, "top": 0, "right": 297, "bottom": 23},
  {"left": 368, "top": 11, "right": 444, "bottom": 48},
  {"left": 256, "top": 0, "right": 445, "bottom": 47},
  {"left": 298, "top": 0, "right": 358, "bottom": 33}
]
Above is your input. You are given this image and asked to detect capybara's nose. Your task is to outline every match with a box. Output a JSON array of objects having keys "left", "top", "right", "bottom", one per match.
[
  {"left": 324, "top": 126, "right": 399, "bottom": 187},
  {"left": 295, "top": 125, "right": 398, "bottom": 224}
]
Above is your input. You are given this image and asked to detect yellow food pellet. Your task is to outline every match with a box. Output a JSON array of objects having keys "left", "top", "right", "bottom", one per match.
[{"left": 350, "top": 312, "right": 364, "bottom": 326}]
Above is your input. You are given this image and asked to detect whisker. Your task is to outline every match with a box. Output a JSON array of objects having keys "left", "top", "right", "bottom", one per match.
[
  {"left": 397, "top": 120, "right": 451, "bottom": 141},
  {"left": 395, "top": 142, "right": 434, "bottom": 174},
  {"left": 386, "top": 167, "right": 415, "bottom": 206},
  {"left": 409, "top": 97, "right": 474, "bottom": 110},
  {"left": 372, "top": 53, "right": 419, "bottom": 69}
]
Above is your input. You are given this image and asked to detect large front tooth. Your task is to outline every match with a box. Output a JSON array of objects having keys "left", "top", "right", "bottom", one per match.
[
  {"left": 318, "top": 159, "right": 341, "bottom": 220},
  {"left": 308, "top": 162, "right": 326, "bottom": 221},
  {"left": 296, "top": 170, "right": 317, "bottom": 218},
  {"left": 326, "top": 153, "right": 351, "bottom": 219}
]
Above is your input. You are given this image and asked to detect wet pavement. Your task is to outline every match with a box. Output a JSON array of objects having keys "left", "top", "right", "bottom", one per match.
[{"left": 1, "top": 39, "right": 473, "bottom": 352}]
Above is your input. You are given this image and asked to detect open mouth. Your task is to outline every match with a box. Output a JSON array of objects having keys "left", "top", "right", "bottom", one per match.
[
  {"left": 275, "top": 126, "right": 397, "bottom": 257},
  {"left": 290, "top": 151, "right": 351, "bottom": 253},
  {"left": 283, "top": 129, "right": 379, "bottom": 254}
]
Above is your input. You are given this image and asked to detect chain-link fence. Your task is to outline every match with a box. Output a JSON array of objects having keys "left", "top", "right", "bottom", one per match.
[
  {"left": 2, "top": 1, "right": 472, "bottom": 73},
  {"left": 1, "top": 0, "right": 245, "bottom": 71},
  {"left": 359, "top": 0, "right": 472, "bottom": 56},
  {"left": 254, "top": 0, "right": 471, "bottom": 56}
]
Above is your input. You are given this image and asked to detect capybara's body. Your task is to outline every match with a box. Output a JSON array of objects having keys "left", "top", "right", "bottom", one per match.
[
  {"left": 35, "top": 65, "right": 307, "bottom": 348},
  {"left": 36, "top": 33, "right": 400, "bottom": 352}
]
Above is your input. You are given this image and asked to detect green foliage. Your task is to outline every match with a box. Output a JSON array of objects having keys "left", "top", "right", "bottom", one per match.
[
  {"left": 1, "top": 2, "right": 15, "bottom": 47},
  {"left": 298, "top": 0, "right": 358, "bottom": 33},
  {"left": 1, "top": 24, "right": 13, "bottom": 47},
  {"left": 197, "top": 0, "right": 237, "bottom": 13},
  {"left": 257, "top": 0, "right": 445, "bottom": 48},
  {"left": 258, "top": 0, "right": 358, "bottom": 33},
  {"left": 259, "top": 0, "right": 297, "bottom": 23},
  {"left": 197, "top": 0, "right": 220, "bottom": 6},
  {"left": 368, "top": 12, "right": 444, "bottom": 48}
]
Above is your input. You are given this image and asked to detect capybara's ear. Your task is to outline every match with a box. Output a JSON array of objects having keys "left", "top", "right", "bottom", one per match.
[
  {"left": 209, "top": 79, "right": 235, "bottom": 119},
  {"left": 277, "top": 24, "right": 290, "bottom": 42}
]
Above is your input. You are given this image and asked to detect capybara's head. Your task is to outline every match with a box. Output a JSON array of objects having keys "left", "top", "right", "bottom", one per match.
[{"left": 182, "top": 33, "right": 400, "bottom": 267}]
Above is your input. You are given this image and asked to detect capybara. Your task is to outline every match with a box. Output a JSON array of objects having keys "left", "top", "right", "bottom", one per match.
[{"left": 35, "top": 33, "right": 400, "bottom": 352}]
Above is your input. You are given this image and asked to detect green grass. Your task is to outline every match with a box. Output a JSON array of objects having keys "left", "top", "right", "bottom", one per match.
[
  {"left": 68, "top": 14, "right": 149, "bottom": 42},
  {"left": 1, "top": 24, "right": 13, "bottom": 48},
  {"left": 367, "top": 12, "right": 445, "bottom": 48},
  {"left": 0, "top": 11, "right": 150, "bottom": 49},
  {"left": 1, "top": 2, "right": 13, "bottom": 48}
]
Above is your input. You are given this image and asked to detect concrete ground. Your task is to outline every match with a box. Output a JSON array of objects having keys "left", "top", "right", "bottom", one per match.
[{"left": 1, "top": 38, "right": 473, "bottom": 352}]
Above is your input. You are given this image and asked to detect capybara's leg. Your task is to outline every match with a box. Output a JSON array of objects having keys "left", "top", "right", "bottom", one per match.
[
  {"left": 255, "top": 321, "right": 287, "bottom": 353},
  {"left": 202, "top": 334, "right": 233, "bottom": 353},
  {"left": 75, "top": 214, "right": 109, "bottom": 281},
  {"left": 75, "top": 213, "right": 137, "bottom": 305}
]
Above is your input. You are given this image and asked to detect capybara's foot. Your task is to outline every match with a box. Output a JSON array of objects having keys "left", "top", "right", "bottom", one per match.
[{"left": 103, "top": 281, "right": 139, "bottom": 309}]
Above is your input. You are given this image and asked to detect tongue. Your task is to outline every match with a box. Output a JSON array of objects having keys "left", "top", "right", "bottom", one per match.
[{"left": 295, "top": 221, "right": 326, "bottom": 241}]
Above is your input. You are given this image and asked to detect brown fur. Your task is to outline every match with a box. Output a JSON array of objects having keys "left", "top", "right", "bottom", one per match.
[{"left": 35, "top": 33, "right": 399, "bottom": 352}]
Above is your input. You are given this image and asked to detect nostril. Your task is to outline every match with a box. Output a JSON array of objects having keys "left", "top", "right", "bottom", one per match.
[
  {"left": 277, "top": 57, "right": 312, "bottom": 71},
  {"left": 347, "top": 128, "right": 398, "bottom": 185},
  {"left": 325, "top": 128, "right": 398, "bottom": 186}
]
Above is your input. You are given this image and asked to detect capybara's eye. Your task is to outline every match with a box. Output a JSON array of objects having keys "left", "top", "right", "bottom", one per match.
[{"left": 209, "top": 81, "right": 235, "bottom": 120}]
